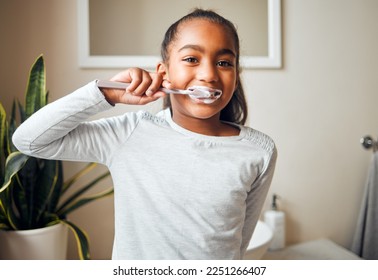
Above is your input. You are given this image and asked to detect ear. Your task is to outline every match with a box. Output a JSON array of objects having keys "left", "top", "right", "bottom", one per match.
[{"left": 156, "top": 62, "right": 169, "bottom": 80}]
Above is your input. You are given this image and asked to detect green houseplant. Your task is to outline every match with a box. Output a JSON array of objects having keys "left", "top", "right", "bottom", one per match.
[{"left": 0, "top": 55, "right": 113, "bottom": 259}]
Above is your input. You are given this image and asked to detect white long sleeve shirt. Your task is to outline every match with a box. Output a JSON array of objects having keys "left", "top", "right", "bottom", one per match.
[{"left": 12, "top": 81, "right": 277, "bottom": 259}]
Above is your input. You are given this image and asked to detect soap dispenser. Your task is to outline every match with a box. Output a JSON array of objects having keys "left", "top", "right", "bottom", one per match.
[{"left": 264, "top": 194, "right": 285, "bottom": 250}]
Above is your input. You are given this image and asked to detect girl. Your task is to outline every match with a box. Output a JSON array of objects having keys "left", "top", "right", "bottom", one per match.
[{"left": 13, "top": 9, "right": 277, "bottom": 259}]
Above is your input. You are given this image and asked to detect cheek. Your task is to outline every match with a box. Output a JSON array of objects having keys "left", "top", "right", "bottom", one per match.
[
  {"left": 169, "top": 75, "right": 188, "bottom": 89},
  {"left": 166, "top": 66, "right": 192, "bottom": 88},
  {"left": 170, "top": 95, "right": 190, "bottom": 108}
]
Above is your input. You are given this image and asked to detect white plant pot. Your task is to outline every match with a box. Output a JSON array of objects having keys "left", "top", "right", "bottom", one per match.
[{"left": 0, "top": 223, "right": 68, "bottom": 260}]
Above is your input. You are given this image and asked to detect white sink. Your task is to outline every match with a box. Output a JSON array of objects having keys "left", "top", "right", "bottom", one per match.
[{"left": 243, "top": 220, "right": 273, "bottom": 259}]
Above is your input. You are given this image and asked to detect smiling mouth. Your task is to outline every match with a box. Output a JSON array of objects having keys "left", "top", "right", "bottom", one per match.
[
  {"left": 187, "top": 86, "right": 222, "bottom": 104},
  {"left": 190, "top": 96, "right": 220, "bottom": 104}
]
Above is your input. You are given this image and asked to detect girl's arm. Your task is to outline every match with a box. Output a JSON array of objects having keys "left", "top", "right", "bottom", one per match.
[
  {"left": 12, "top": 81, "right": 119, "bottom": 164},
  {"left": 240, "top": 147, "right": 278, "bottom": 257},
  {"left": 12, "top": 69, "right": 165, "bottom": 165}
]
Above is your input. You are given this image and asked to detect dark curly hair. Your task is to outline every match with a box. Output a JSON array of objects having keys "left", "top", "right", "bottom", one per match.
[{"left": 161, "top": 8, "right": 248, "bottom": 125}]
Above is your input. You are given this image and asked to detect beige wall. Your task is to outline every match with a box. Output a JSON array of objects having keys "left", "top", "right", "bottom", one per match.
[
  {"left": 89, "top": 0, "right": 268, "bottom": 56},
  {"left": 1, "top": 0, "right": 377, "bottom": 259}
]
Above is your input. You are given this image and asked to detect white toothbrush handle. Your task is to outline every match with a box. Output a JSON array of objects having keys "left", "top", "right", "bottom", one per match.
[
  {"left": 96, "top": 80, "right": 188, "bottom": 95},
  {"left": 96, "top": 80, "right": 130, "bottom": 89}
]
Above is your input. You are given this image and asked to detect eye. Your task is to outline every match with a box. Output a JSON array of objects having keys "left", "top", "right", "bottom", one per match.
[
  {"left": 217, "top": 60, "right": 234, "bottom": 67},
  {"left": 183, "top": 57, "right": 198, "bottom": 63}
]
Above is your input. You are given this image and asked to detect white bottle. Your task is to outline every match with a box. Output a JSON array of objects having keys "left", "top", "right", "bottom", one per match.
[{"left": 264, "top": 194, "right": 285, "bottom": 250}]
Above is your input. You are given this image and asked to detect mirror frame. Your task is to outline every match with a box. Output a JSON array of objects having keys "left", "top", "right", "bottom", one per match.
[{"left": 77, "top": 0, "right": 281, "bottom": 69}]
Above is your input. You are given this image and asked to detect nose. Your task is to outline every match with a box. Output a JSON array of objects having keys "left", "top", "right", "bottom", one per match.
[{"left": 197, "top": 61, "right": 219, "bottom": 83}]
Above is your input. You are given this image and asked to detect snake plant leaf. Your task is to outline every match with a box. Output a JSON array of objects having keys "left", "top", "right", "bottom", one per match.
[
  {"left": 14, "top": 157, "right": 38, "bottom": 228},
  {"left": 58, "top": 187, "right": 114, "bottom": 217},
  {"left": 0, "top": 176, "right": 24, "bottom": 230},
  {"left": 58, "top": 171, "right": 110, "bottom": 213},
  {"left": 33, "top": 160, "right": 62, "bottom": 227},
  {"left": 0, "top": 103, "right": 6, "bottom": 183},
  {"left": 61, "top": 162, "right": 97, "bottom": 195},
  {"left": 25, "top": 55, "right": 46, "bottom": 119},
  {"left": 0, "top": 223, "right": 9, "bottom": 230},
  {"left": 0, "top": 210, "right": 11, "bottom": 229},
  {"left": 0, "top": 152, "right": 29, "bottom": 193},
  {"left": 44, "top": 213, "right": 60, "bottom": 225},
  {"left": 16, "top": 100, "right": 27, "bottom": 124},
  {"left": 61, "top": 220, "right": 90, "bottom": 260},
  {"left": 12, "top": 158, "right": 61, "bottom": 229},
  {"left": 0, "top": 104, "right": 5, "bottom": 140},
  {"left": 47, "top": 161, "right": 64, "bottom": 214},
  {"left": 0, "top": 195, "right": 9, "bottom": 229},
  {"left": 8, "top": 101, "right": 18, "bottom": 153},
  {"left": 6, "top": 184, "right": 23, "bottom": 230}
]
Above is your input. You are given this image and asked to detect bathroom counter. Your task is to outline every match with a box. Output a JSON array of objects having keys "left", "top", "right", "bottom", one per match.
[{"left": 261, "top": 238, "right": 362, "bottom": 260}]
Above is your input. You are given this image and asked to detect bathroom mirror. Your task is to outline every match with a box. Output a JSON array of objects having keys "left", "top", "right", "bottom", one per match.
[{"left": 77, "top": 0, "right": 281, "bottom": 69}]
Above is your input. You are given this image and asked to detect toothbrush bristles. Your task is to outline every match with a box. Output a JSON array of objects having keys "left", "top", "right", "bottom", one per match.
[{"left": 189, "top": 89, "right": 221, "bottom": 98}]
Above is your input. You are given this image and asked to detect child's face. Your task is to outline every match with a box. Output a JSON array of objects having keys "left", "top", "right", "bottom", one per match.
[{"left": 159, "top": 19, "right": 238, "bottom": 122}]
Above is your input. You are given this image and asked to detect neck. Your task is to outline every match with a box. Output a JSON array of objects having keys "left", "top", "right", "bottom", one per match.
[{"left": 171, "top": 110, "right": 239, "bottom": 137}]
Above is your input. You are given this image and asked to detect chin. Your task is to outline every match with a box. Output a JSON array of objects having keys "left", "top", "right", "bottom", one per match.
[
  {"left": 171, "top": 96, "right": 226, "bottom": 120},
  {"left": 186, "top": 105, "right": 223, "bottom": 120}
]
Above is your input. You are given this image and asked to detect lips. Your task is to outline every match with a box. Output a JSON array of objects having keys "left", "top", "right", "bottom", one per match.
[
  {"left": 187, "top": 86, "right": 222, "bottom": 104},
  {"left": 189, "top": 96, "right": 219, "bottom": 104}
]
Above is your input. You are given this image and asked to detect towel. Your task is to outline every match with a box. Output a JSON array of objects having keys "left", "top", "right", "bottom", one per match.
[{"left": 351, "top": 151, "right": 378, "bottom": 259}]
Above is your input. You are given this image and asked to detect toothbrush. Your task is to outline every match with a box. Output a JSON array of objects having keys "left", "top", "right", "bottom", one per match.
[{"left": 96, "top": 80, "right": 222, "bottom": 99}]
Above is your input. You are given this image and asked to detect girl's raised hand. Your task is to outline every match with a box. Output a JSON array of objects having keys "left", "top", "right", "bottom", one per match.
[{"left": 99, "top": 68, "right": 166, "bottom": 105}]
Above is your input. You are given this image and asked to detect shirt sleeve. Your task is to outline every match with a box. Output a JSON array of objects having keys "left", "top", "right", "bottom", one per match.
[
  {"left": 240, "top": 146, "right": 278, "bottom": 257},
  {"left": 12, "top": 80, "right": 138, "bottom": 166}
]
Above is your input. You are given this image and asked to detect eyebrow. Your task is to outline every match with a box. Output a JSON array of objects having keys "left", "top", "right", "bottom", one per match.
[{"left": 178, "top": 44, "right": 236, "bottom": 57}]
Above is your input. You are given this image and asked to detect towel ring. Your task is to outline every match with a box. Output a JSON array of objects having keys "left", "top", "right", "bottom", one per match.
[{"left": 361, "top": 135, "right": 378, "bottom": 151}]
